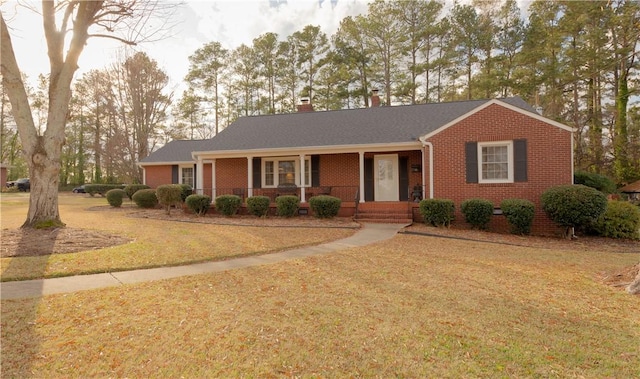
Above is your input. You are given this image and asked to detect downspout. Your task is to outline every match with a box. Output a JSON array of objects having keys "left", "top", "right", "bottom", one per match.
[{"left": 419, "top": 136, "right": 434, "bottom": 199}]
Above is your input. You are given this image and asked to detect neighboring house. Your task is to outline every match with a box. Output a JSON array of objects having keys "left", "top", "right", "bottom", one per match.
[
  {"left": 620, "top": 180, "right": 640, "bottom": 201},
  {"left": 139, "top": 95, "right": 575, "bottom": 234},
  {"left": 0, "top": 163, "right": 8, "bottom": 188}
]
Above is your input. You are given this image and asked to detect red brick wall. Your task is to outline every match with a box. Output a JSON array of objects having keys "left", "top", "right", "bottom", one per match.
[
  {"left": 320, "top": 153, "right": 359, "bottom": 185},
  {"left": 216, "top": 158, "right": 248, "bottom": 190},
  {"left": 1, "top": 167, "right": 7, "bottom": 188},
  {"left": 424, "top": 104, "right": 573, "bottom": 235},
  {"left": 144, "top": 165, "right": 173, "bottom": 188}
]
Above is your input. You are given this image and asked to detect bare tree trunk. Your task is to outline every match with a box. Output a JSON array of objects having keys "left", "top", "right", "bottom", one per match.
[
  {"left": 24, "top": 136, "right": 64, "bottom": 227},
  {"left": 628, "top": 263, "right": 640, "bottom": 295},
  {"left": 1, "top": 3, "right": 101, "bottom": 228},
  {"left": 2, "top": 15, "right": 64, "bottom": 227}
]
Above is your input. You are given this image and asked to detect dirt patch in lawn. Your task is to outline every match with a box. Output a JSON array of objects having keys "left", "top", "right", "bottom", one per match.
[{"left": 0, "top": 228, "right": 132, "bottom": 257}]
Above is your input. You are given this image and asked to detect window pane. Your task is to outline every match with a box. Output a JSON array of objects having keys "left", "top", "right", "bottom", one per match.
[
  {"left": 304, "top": 159, "right": 311, "bottom": 186},
  {"left": 182, "top": 167, "right": 194, "bottom": 187},
  {"left": 481, "top": 146, "right": 508, "bottom": 180},
  {"left": 265, "top": 161, "right": 274, "bottom": 186},
  {"left": 279, "top": 161, "right": 295, "bottom": 185}
]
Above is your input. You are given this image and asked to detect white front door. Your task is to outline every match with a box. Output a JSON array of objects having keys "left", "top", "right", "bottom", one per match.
[{"left": 374, "top": 154, "right": 399, "bottom": 201}]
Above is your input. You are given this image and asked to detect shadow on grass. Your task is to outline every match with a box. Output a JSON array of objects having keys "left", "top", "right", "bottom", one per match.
[{"left": 1, "top": 228, "right": 58, "bottom": 378}]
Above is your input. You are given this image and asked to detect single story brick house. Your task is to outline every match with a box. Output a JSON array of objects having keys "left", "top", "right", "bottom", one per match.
[
  {"left": 620, "top": 180, "right": 640, "bottom": 201},
  {"left": 0, "top": 163, "right": 8, "bottom": 188},
  {"left": 139, "top": 95, "right": 575, "bottom": 234}
]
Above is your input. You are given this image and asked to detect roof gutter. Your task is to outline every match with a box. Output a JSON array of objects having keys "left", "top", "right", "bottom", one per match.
[
  {"left": 191, "top": 141, "right": 421, "bottom": 160},
  {"left": 418, "top": 136, "right": 434, "bottom": 199}
]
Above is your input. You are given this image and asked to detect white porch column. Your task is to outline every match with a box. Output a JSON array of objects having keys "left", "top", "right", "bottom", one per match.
[
  {"left": 196, "top": 157, "right": 204, "bottom": 195},
  {"left": 299, "top": 154, "right": 306, "bottom": 203},
  {"left": 359, "top": 151, "right": 365, "bottom": 203},
  {"left": 211, "top": 159, "right": 217, "bottom": 199},
  {"left": 247, "top": 156, "right": 254, "bottom": 198}
]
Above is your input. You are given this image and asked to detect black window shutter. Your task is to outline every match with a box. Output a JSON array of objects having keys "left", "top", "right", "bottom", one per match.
[
  {"left": 364, "top": 158, "right": 374, "bottom": 201},
  {"left": 171, "top": 165, "right": 178, "bottom": 184},
  {"left": 311, "top": 155, "right": 320, "bottom": 187},
  {"left": 193, "top": 164, "right": 197, "bottom": 188},
  {"left": 465, "top": 142, "right": 478, "bottom": 183},
  {"left": 514, "top": 139, "right": 528, "bottom": 182},
  {"left": 399, "top": 156, "right": 409, "bottom": 201},
  {"left": 252, "top": 158, "right": 261, "bottom": 189}
]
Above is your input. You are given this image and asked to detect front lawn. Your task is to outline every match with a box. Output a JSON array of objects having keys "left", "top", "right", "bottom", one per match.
[
  {"left": 2, "top": 231, "right": 639, "bottom": 377},
  {"left": 0, "top": 193, "right": 357, "bottom": 281}
]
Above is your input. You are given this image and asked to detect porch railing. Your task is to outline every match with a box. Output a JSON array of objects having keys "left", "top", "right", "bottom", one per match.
[{"left": 197, "top": 185, "right": 359, "bottom": 203}]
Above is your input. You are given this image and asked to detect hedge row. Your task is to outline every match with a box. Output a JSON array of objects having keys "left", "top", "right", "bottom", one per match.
[
  {"left": 418, "top": 185, "right": 637, "bottom": 239},
  {"left": 85, "top": 184, "right": 126, "bottom": 197},
  {"left": 419, "top": 194, "right": 578, "bottom": 236}
]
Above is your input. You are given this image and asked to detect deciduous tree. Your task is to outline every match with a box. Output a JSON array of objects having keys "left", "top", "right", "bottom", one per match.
[{"left": 1, "top": 1, "right": 175, "bottom": 228}]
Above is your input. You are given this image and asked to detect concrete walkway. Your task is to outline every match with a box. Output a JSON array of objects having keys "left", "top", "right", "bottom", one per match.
[{"left": 0, "top": 223, "right": 405, "bottom": 300}]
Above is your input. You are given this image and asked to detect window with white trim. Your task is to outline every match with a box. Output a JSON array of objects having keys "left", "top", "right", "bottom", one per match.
[
  {"left": 478, "top": 141, "right": 513, "bottom": 183},
  {"left": 262, "top": 157, "right": 311, "bottom": 188},
  {"left": 180, "top": 166, "right": 194, "bottom": 187}
]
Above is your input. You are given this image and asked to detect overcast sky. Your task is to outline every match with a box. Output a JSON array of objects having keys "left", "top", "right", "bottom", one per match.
[
  {"left": 2, "top": 0, "right": 373, "bottom": 94},
  {"left": 3, "top": 0, "right": 534, "bottom": 96}
]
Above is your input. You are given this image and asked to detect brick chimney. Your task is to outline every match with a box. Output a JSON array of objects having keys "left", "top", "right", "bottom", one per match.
[
  {"left": 297, "top": 98, "right": 314, "bottom": 112},
  {"left": 371, "top": 89, "right": 381, "bottom": 108}
]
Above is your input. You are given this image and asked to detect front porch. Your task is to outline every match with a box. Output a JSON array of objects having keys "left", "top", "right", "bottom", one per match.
[{"left": 198, "top": 185, "right": 423, "bottom": 223}]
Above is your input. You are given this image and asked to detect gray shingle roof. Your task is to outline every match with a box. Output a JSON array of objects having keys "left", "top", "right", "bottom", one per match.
[
  {"left": 139, "top": 139, "right": 208, "bottom": 163},
  {"left": 196, "top": 97, "right": 536, "bottom": 153},
  {"left": 140, "top": 97, "right": 538, "bottom": 164}
]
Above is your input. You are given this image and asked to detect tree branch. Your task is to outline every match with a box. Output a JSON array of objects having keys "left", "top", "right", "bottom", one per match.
[
  {"left": 87, "top": 33, "right": 137, "bottom": 46},
  {"left": 42, "top": 0, "right": 63, "bottom": 72},
  {"left": 0, "top": 14, "right": 38, "bottom": 154}
]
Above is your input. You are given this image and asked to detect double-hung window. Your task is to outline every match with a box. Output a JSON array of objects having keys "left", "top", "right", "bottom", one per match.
[
  {"left": 262, "top": 157, "right": 311, "bottom": 187},
  {"left": 180, "top": 166, "right": 194, "bottom": 187},
  {"left": 478, "top": 141, "right": 513, "bottom": 183}
]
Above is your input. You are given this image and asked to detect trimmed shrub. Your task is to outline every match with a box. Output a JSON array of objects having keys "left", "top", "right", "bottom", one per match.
[
  {"left": 85, "top": 184, "right": 126, "bottom": 197},
  {"left": 215, "top": 195, "right": 242, "bottom": 216},
  {"left": 185, "top": 194, "right": 212, "bottom": 216},
  {"left": 541, "top": 185, "right": 607, "bottom": 234},
  {"left": 500, "top": 199, "right": 535, "bottom": 235},
  {"left": 246, "top": 196, "right": 270, "bottom": 217},
  {"left": 179, "top": 184, "right": 193, "bottom": 202},
  {"left": 106, "top": 189, "right": 126, "bottom": 208},
  {"left": 132, "top": 188, "right": 158, "bottom": 209},
  {"left": 156, "top": 184, "right": 183, "bottom": 215},
  {"left": 574, "top": 170, "right": 616, "bottom": 194},
  {"left": 592, "top": 201, "right": 640, "bottom": 240},
  {"left": 309, "top": 195, "right": 341, "bottom": 218},
  {"left": 419, "top": 198, "right": 455, "bottom": 227},
  {"left": 461, "top": 198, "right": 494, "bottom": 230},
  {"left": 124, "top": 184, "right": 150, "bottom": 200},
  {"left": 276, "top": 195, "right": 300, "bottom": 218}
]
